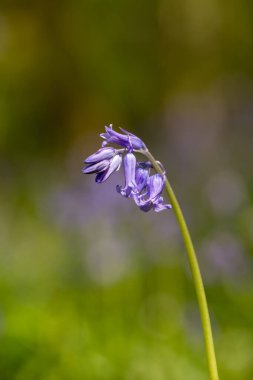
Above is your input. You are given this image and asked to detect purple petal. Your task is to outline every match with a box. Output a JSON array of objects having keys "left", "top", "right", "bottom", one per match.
[
  {"left": 124, "top": 153, "right": 137, "bottom": 187},
  {"left": 119, "top": 127, "right": 136, "bottom": 136},
  {"left": 135, "top": 174, "right": 164, "bottom": 204},
  {"left": 132, "top": 174, "right": 171, "bottom": 212},
  {"left": 139, "top": 202, "right": 153, "bottom": 212},
  {"left": 119, "top": 127, "right": 147, "bottom": 150},
  {"left": 148, "top": 174, "right": 165, "bottom": 200},
  {"left": 95, "top": 170, "right": 107, "bottom": 183},
  {"left": 135, "top": 166, "right": 149, "bottom": 193},
  {"left": 103, "top": 127, "right": 129, "bottom": 147},
  {"left": 82, "top": 160, "right": 110, "bottom": 174},
  {"left": 136, "top": 196, "right": 171, "bottom": 213},
  {"left": 153, "top": 197, "right": 172, "bottom": 212},
  {"left": 100, "top": 125, "right": 146, "bottom": 150},
  {"left": 154, "top": 203, "right": 172, "bottom": 212},
  {"left": 117, "top": 153, "right": 138, "bottom": 197},
  {"left": 132, "top": 193, "right": 146, "bottom": 207},
  {"left": 84, "top": 147, "right": 115, "bottom": 164},
  {"left": 95, "top": 170, "right": 108, "bottom": 183},
  {"left": 95, "top": 155, "right": 122, "bottom": 183}
]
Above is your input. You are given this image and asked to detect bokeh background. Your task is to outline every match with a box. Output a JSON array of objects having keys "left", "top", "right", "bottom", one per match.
[{"left": 1, "top": 1, "right": 253, "bottom": 379}]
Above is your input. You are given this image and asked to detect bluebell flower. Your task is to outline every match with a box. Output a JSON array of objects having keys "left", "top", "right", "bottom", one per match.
[
  {"left": 83, "top": 125, "right": 171, "bottom": 213},
  {"left": 83, "top": 150, "right": 122, "bottom": 183},
  {"left": 135, "top": 163, "right": 151, "bottom": 193},
  {"left": 134, "top": 173, "right": 172, "bottom": 212},
  {"left": 151, "top": 196, "right": 172, "bottom": 212},
  {"left": 100, "top": 124, "right": 146, "bottom": 151},
  {"left": 137, "top": 161, "right": 153, "bottom": 169},
  {"left": 82, "top": 159, "right": 110, "bottom": 174},
  {"left": 84, "top": 147, "right": 116, "bottom": 164},
  {"left": 95, "top": 154, "right": 122, "bottom": 183},
  {"left": 116, "top": 153, "right": 138, "bottom": 197}
]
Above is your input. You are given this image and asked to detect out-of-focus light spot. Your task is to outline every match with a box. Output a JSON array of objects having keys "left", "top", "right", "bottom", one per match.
[
  {"left": 201, "top": 232, "right": 248, "bottom": 283},
  {"left": 84, "top": 223, "right": 132, "bottom": 285},
  {"left": 183, "top": 303, "right": 203, "bottom": 343},
  {"left": 126, "top": 359, "right": 165, "bottom": 380},
  {"left": 0, "top": 14, "right": 8, "bottom": 57},
  {"left": 126, "top": 345, "right": 206, "bottom": 380},
  {"left": 183, "top": 0, "right": 221, "bottom": 46},
  {"left": 89, "top": 352, "right": 113, "bottom": 379},
  {"left": 159, "top": 0, "right": 221, "bottom": 47},
  {"left": 165, "top": 91, "right": 225, "bottom": 169},
  {"left": 219, "top": 329, "right": 253, "bottom": 373},
  {"left": 45, "top": 171, "right": 128, "bottom": 231},
  {"left": 139, "top": 294, "right": 182, "bottom": 340},
  {"left": 0, "top": 309, "right": 5, "bottom": 335},
  {"left": 206, "top": 170, "right": 247, "bottom": 216},
  {"left": 239, "top": 207, "right": 253, "bottom": 246}
]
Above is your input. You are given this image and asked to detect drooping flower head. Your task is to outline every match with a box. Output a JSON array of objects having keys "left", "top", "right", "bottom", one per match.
[{"left": 83, "top": 124, "right": 171, "bottom": 213}]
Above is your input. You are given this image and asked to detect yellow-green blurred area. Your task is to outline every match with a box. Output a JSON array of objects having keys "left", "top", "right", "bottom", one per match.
[{"left": 1, "top": 1, "right": 253, "bottom": 379}]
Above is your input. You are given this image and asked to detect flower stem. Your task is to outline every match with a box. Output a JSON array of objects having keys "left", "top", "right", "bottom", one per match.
[{"left": 142, "top": 149, "right": 219, "bottom": 380}]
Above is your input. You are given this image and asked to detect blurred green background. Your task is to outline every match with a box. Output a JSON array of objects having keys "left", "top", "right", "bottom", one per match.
[{"left": 1, "top": 1, "right": 253, "bottom": 379}]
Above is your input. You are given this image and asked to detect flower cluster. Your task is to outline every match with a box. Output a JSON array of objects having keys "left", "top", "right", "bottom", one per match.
[{"left": 83, "top": 125, "right": 171, "bottom": 212}]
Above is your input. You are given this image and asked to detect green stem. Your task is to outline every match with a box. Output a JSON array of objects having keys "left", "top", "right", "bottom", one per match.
[{"left": 142, "top": 149, "right": 219, "bottom": 380}]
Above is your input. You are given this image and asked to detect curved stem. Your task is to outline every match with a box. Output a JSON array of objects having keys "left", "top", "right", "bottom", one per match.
[{"left": 142, "top": 149, "right": 219, "bottom": 380}]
